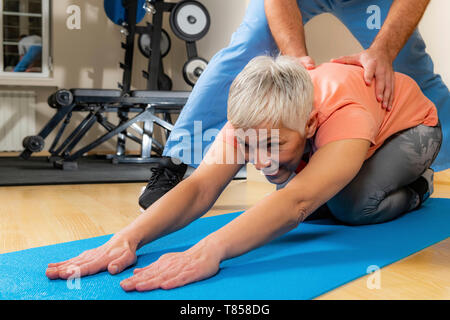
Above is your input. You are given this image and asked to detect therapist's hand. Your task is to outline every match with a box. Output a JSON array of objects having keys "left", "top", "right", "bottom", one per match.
[
  {"left": 46, "top": 232, "right": 138, "bottom": 279},
  {"left": 331, "top": 47, "right": 395, "bottom": 111},
  {"left": 294, "top": 55, "right": 316, "bottom": 70},
  {"left": 120, "top": 239, "right": 222, "bottom": 292}
]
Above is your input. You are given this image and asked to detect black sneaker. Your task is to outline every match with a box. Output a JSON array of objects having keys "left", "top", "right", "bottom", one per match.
[
  {"left": 139, "top": 157, "right": 187, "bottom": 210},
  {"left": 409, "top": 168, "right": 434, "bottom": 209}
]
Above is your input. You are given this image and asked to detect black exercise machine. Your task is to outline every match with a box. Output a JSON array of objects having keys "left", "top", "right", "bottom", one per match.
[{"left": 20, "top": 0, "right": 210, "bottom": 170}]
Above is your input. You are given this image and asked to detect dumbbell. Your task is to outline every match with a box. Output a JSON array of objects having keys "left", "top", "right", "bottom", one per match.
[{"left": 183, "top": 57, "right": 208, "bottom": 87}]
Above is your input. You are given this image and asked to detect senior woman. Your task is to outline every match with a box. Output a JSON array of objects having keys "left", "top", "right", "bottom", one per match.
[{"left": 46, "top": 56, "right": 441, "bottom": 292}]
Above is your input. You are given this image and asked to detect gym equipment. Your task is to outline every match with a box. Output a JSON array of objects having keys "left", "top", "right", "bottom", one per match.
[
  {"left": 21, "top": 0, "right": 212, "bottom": 168},
  {"left": 20, "top": 89, "right": 190, "bottom": 169},
  {"left": 170, "top": 0, "right": 210, "bottom": 86},
  {"left": 0, "top": 156, "right": 154, "bottom": 186},
  {"left": 1, "top": 198, "right": 449, "bottom": 299},
  {"left": 157, "top": 70, "right": 172, "bottom": 91},
  {"left": 111, "top": 0, "right": 210, "bottom": 89},
  {"left": 104, "top": 0, "right": 147, "bottom": 26},
  {"left": 22, "top": 136, "right": 45, "bottom": 153},
  {"left": 138, "top": 28, "right": 171, "bottom": 58},
  {"left": 169, "top": 0, "right": 210, "bottom": 42},
  {"left": 182, "top": 57, "right": 207, "bottom": 86}
]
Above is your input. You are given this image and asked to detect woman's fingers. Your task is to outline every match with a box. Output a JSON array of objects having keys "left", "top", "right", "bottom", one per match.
[
  {"left": 46, "top": 255, "right": 87, "bottom": 279},
  {"left": 107, "top": 251, "right": 137, "bottom": 275},
  {"left": 133, "top": 253, "right": 177, "bottom": 275},
  {"left": 121, "top": 260, "right": 179, "bottom": 292},
  {"left": 134, "top": 276, "right": 164, "bottom": 292},
  {"left": 54, "top": 257, "right": 102, "bottom": 279},
  {"left": 46, "top": 248, "right": 128, "bottom": 279},
  {"left": 47, "top": 252, "right": 87, "bottom": 269},
  {"left": 75, "top": 258, "right": 110, "bottom": 278},
  {"left": 160, "top": 271, "right": 193, "bottom": 290}
]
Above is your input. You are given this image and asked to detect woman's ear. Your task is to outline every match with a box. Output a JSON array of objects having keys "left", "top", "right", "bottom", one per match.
[{"left": 305, "top": 110, "right": 318, "bottom": 139}]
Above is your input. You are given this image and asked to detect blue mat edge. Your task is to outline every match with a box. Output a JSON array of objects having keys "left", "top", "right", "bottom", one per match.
[{"left": 1, "top": 199, "right": 449, "bottom": 300}]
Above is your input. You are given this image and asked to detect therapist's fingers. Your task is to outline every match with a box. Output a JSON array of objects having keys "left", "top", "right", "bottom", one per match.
[
  {"left": 362, "top": 60, "right": 376, "bottom": 86},
  {"left": 295, "top": 56, "right": 315, "bottom": 70},
  {"left": 374, "top": 67, "right": 387, "bottom": 105},
  {"left": 382, "top": 72, "right": 393, "bottom": 110},
  {"left": 330, "top": 53, "right": 362, "bottom": 67}
]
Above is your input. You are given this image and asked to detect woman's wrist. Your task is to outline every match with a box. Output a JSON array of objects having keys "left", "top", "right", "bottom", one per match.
[
  {"left": 115, "top": 225, "right": 144, "bottom": 251},
  {"left": 194, "top": 234, "right": 227, "bottom": 262}
]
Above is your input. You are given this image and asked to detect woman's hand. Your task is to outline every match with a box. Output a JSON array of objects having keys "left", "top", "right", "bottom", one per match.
[
  {"left": 46, "top": 232, "right": 138, "bottom": 279},
  {"left": 120, "top": 239, "right": 222, "bottom": 292}
]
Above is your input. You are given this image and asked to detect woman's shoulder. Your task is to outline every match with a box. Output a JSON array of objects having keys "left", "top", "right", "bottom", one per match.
[{"left": 310, "top": 62, "right": 364, "bottom": 78}]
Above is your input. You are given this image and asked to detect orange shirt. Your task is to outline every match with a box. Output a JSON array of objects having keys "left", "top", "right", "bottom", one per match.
[
  {"left": 311, "top": 62, "right": 438, "bottom": 159},
  {"left": 221, "top": 62, "right": 438, "bottom": 168}
]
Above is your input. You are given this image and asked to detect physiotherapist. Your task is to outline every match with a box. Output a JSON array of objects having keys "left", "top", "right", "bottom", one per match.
[{"left": 139, "top": 0, "right": 450, "bottom": 210}]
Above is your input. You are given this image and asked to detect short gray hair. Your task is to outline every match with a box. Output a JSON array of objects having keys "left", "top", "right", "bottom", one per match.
[{"left": 227, "top": 55, "right": 314, "bottom": 135}]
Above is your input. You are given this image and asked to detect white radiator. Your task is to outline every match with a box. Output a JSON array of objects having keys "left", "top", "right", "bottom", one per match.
[{"left": 0, "top": 91, "right": 36, "bottom": 151}]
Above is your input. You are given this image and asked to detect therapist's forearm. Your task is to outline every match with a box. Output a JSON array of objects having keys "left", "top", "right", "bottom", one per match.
[
  {"left": 206, "top": 188, "right": 308, "bottom": 262},
  {"left": 371, "top": 0, "right": 430, "bottom": 60},
  {"left": 265, "top": 0, "right": 308, "bottom": 57}
]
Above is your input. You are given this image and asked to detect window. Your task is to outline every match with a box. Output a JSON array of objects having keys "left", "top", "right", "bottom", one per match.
[{"left": 0, "top": 0, "right": 50, "bottom": 78}]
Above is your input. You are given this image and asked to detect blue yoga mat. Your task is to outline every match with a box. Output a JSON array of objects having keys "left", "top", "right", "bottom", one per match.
[{"left": 1, "top": 198, "right": 449, "bottom": 300}]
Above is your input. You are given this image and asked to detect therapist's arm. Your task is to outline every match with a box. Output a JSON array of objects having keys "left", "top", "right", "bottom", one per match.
[{"left": 265, "top": 0, "right": 315, "bottom": 69}]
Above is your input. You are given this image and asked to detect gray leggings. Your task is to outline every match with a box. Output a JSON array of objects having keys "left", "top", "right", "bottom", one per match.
[
  {"left": 327, "top": 123, "right": 442, "bottom": 225},
  {"left": 280, "top": 123, "right": 443, "bottom": 225}
]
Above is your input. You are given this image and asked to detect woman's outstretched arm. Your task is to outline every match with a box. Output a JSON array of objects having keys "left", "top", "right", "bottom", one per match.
[
  {"left": 120, "top": 138, "right": 370, "bottom": 292},
  {"left": 46, "top": 136, "right": 243, "bottom": 280}
]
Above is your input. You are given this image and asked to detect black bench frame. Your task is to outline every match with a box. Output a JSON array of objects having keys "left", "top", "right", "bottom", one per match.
[{"left": 20, "top": 89, "right": 189, "bottom": 170}]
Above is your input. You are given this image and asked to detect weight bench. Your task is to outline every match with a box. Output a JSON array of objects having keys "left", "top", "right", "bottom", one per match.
[{"left": 20, "top": 88, "right": 190, "bottom": 170}]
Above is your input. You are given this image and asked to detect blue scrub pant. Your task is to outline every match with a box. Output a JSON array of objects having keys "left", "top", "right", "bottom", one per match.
[
  {"left": 14, "top": 45, "right": 42, "bottom": 72},
  {"left": 163, "top": 0, "right": 450, "bottom": 171}
]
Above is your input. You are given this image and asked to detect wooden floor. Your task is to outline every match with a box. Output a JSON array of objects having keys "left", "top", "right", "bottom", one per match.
[{"left": 0, "top": 154, "right": 449, "bottom": 299}]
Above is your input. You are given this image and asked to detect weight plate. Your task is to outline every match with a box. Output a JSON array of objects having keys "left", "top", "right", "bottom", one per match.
[
  {"left": 170, "top": 1, "right": 210, "bottom": 41},
  {"left": 138, "top": 28, "right": 171, "bottom": 58},
  {"left": 183, "top": 57, "right": 208, "bottom": 86},
  {"left": 158, "top": 73, "right": 173, "bottom": 91},
  {"left": 104, "top": 0, "right": 146, "bottom": 26},
  {"left": 55, "top": 89, "right": 74, "bottom": 107},
  {"left": 23, "top": 135, "right": 45, "bottom": 153}
]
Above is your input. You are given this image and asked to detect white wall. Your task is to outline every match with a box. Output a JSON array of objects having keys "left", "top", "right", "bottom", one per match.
[{"left": 418, "top": 0, "right": 450, "bottom": 85}]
